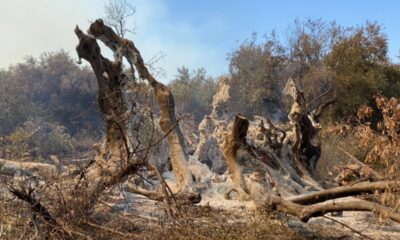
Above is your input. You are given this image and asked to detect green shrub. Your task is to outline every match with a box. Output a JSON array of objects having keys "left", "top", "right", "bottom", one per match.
[{"left": 6, "top": 118, "right": 74, "bottom": 159}]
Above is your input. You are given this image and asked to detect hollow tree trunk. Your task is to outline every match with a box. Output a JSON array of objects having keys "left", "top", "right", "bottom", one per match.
[
  {"left": 85, "top": 19, "right": 193, "bottom": 192},
  {"left": 72, "top": 26, "right": 144, "bottom": 210},
  {"left": 75, "top": 26, "right": 130, "bottom": 163},
  {"left": 221, "top": 114, "right": 251, "bottom": 197}
]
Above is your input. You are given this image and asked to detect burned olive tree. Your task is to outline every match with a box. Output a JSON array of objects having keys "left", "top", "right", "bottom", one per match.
[
  {"left": 220, "top": 76, "right": 400, "bottom": 223},
  {"left": 85, "top": 19, "right": 195, "bottom": 194}
]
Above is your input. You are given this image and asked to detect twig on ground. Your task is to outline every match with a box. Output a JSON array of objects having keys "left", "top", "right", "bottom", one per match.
[{"left": 323, "top": 215, "right": 373, "bottom": 240}]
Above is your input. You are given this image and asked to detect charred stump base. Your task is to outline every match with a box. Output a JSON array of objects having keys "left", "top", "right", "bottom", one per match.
[{"left": 221, "top": 78, "right": 400, "bottom": 224}]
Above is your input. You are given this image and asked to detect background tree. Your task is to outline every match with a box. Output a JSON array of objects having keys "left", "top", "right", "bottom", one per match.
[
  {"left": 0, "top": 51, "right": 101, "bottom": 157},
  {"left": 325, "top": 22, "right": 400, "bottom": 119},
  {"left": 228, "top": 32, "right": 286, "bottom": 119},
  {"left": 169, "top": 66, "right": 217, "bottom": 122},
  {"left": 285, "top": 18, "right": 343, "bottom": 103}
]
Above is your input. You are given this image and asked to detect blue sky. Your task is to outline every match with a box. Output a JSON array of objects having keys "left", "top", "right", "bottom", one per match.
[{"left": 0, "top": 0, "right": 399, "bottom": 82}]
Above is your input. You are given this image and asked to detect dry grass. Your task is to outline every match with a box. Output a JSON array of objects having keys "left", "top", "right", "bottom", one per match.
[{"left": 0, "top": 185, "right": 301, "bottom": 240}]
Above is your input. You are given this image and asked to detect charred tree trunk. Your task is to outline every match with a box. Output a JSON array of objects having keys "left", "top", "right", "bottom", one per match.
[
  {"left": 72, "top": 26, "right": 145, "bottom": 210},
  {"left": 73, "top": 24, "right": 202, "bottom": 207},
  {"left": 221, "top": 114, "right": 251, "bottom": 197},
  {"left": 86, "top": 19, "right": 194, "bottom": 192},
  {"left": 75, "top": 25, "right": 130, "bottom": 170}
]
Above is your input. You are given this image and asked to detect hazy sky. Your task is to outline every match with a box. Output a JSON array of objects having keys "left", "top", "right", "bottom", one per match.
[{"left": 1, "top": 0, "right": 400, "bottom": 82}]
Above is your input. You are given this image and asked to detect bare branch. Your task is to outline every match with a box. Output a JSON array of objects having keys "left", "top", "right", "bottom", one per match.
[
  {"left": 103, "top": 0, "right": 136, "bottom": 38},
  {"left": 322, "top": 215, "right": 373, "bottom": 240}
]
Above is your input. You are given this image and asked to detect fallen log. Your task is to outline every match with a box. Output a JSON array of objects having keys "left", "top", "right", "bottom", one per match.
[
  {"left": 255, "top": 193, "right": 400, "bottom": 223},
  {"left": 288, "top": 180, "right": 400, "bottom": 205},
  {"left": 0, "top": 158, "right": 58, "bottom": 177}
]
